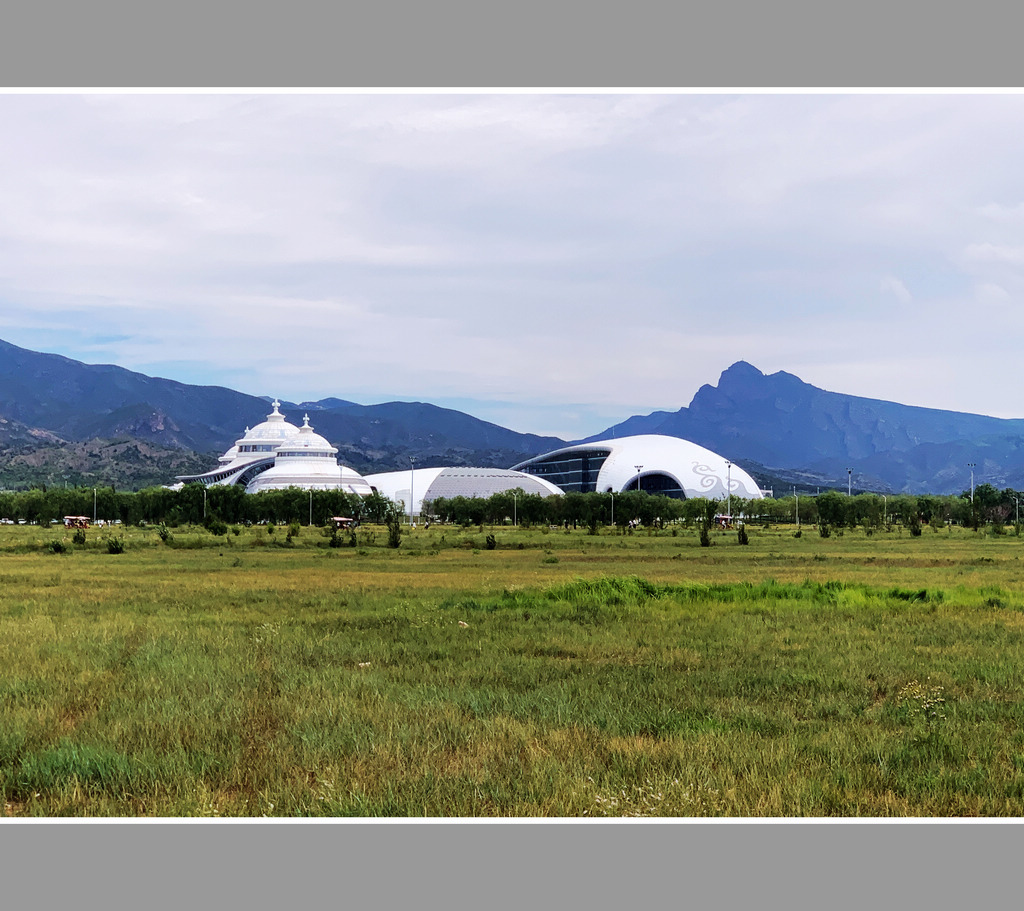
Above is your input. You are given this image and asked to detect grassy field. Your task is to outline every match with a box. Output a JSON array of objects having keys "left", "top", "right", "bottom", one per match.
[{"left": 3, "top": 519, "right": 1024, "bottom": 817}]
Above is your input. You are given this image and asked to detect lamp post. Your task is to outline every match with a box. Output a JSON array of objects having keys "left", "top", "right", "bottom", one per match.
[
  {"left": 726, "top": 461, "right": 732, "bottom": 519},
  {"left": 634, "top": 465, "right": 643, "bottom": 492},
  {"left": 794, "top": 487, "right": 799, "bottom": 530},
  {"left": 203, "top": 487, "right": 207, "bottom": 520},
  {"left": 512, "top": 492, "right": 517, "bottom": 527},
  {"left": 968, "top": 463, "right": 976, "bottom": 503},
  {"left": 883, "top": 495, "right": 887, "bottom": 527},
  {"left": 93, "top": 487, "right": 97, "bottom": 524},
  {"left": 610, "top": 490, "right": 614, "bottom": 528},
  {"left": 847, "top": 468, "right": 852, "bottom": 498},
  {"left": 309, "top": 488, "right": 313, "bottom": 527},
  {"left": 409, "top": 456, "right": 416, "bottom": 525}
]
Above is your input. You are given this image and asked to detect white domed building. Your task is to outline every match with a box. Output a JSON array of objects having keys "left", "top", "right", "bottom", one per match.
[
  {"left": 249, "top": 414, "right": 374, "bottom": 495},
  {"left": 512, "top": 434, "right": 764, "bottom": 501},
  {"left": 175, "top": 400, "right": 373, "bottom": 496},
  {"left": 364, "top": 466, "right": 563, "bottom": 519}
]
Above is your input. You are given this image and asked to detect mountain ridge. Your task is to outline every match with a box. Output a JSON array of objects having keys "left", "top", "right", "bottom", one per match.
[
  {"left": 589, "top": 361, "right": 1024, "bottom": 494},
  {"left": 1, "top": 337, "right": 1022, "bottom": 494}
]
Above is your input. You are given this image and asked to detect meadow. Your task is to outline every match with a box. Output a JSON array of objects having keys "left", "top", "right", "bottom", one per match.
[{"left": 3, "top": 518, "right": 1024, "bottom": 817}]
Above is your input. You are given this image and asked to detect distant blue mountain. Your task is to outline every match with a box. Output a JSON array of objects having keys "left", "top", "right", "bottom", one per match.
[
  {"left": 590, "top": 361, "right": 1024, "bottom": 494},
  {"left": 0, "top": 337, "right": 564, "bottom": 483},
  {"left": 2, "top": 336, "right": 1022, "bottom": 493}
]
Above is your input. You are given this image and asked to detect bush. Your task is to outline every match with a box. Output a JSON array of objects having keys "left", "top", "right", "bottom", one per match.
[
  {"left": 737, "top": 524, "right": 749, "bottom": 545},
  {"left": 72, "top": 528, "right": 87, "bottom": 546},
  {"left": 106, "top": 536, "right": 126, "bottom": 555},
  {"left": 485, "top": 534, "right": 497, "bottom": 550},
  {"left": 387, "top": 515, "right": 402, "bottom": 548},
  {"left": 47, "top": 539, "right": 68, "bottom": 555},
  {"left": 819, "top": 523, "right": 832, "bottom": 539},
  {"left": 206, "top": 517, "right": 229, "bottom": 536},
  {"left": 699, "top": 524, "right": 711, "bottom": 547}
]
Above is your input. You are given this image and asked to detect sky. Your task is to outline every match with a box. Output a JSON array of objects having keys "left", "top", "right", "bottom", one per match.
[{"left": 2, "top": 91, "right": 1024, "bottom": 440}]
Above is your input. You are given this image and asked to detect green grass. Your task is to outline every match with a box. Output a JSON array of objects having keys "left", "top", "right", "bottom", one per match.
[{"left": 4, "top": 521, "right": 1024, "bottom": 816}]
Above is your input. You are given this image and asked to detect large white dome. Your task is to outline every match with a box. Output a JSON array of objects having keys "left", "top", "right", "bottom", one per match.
[
  {"left": 512, "top": 434, "right": 764, "bottom": 500},
  {"left": 247, "top": 414, "right": 374, "bottom": 496},
  {"left": 364, "top": 466, "right": 563, "bottom": 517},
  {"left": 233, "top": 400, "right": 302, "bottom": 455}
]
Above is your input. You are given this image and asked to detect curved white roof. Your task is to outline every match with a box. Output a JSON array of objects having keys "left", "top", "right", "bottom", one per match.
[
  {"left": 196, "top": 399, "right": 304, "bottom": 478},
  {"left": 178, "top": 402, "right": 372, "bottom": 494},
  {"left": 513, "top": 434, "right": 763, "bottom": 500},
  {"left": 236, "top": 399, "right": 302, "bottom": 446},
  {"left": 364, "top": 467, "right": 563, "bottom": 517},
  {"left": 273, "top": 414, "right": 338, "bottom": 457},
  {"left": 247, "top": 414, "right": 372, "bottom": 495}
]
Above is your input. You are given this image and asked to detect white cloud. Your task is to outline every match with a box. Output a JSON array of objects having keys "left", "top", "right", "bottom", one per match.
[
  {"left": 880, "top": 275, "right": 912, "bottom": 304},
  {"left": 4, "top": 93, "right": 1024, "bottom": 436}
]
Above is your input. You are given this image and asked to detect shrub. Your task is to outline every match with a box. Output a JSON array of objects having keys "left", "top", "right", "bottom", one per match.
[
  {"left": 699, "top": 524, "right": 711, "bottom": 547},
  {"left": 72, "top": 528, "right": 87, "bottom": 546},
  {"left": 485, "top": 534, "right": 497, "bottom": 550},
  {"left": 156, "top": 525, "right": 172, "bottom": 543},
  {"left": 207, "top": 517, "right": 229, "bottom": 536},
  {"left": 737, "top": 524, "right": 749, "bottom": 545},
  {"left": 47, "top": 539, "right": 68, "bottom": 555},
  {"left": 819, "top": 523, "right": 832, "bottom": 539},
  {"left": 387, "top": 515, "right": 402, "bottom": 548},
  {"left": 106, "top": 536, "right": 126, "bottom": 555}
]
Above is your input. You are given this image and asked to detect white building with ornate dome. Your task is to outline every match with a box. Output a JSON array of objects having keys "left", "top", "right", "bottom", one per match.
[{"left": 175, "top": 400, "right": 373, "bottom": 496}]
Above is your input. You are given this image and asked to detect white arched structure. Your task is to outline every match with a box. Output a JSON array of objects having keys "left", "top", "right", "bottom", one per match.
[
  {"left": 247, "top": 414, "right": 374, "bottom": 495},
  {"left": 175, "top": 400, "right": 372, "bottom": 496},
  {"left": 511, "top": 434, "right": 763, "bottom": 500},
  {"left": 364, "top": 467, "right": 563, "bottom": 518}
]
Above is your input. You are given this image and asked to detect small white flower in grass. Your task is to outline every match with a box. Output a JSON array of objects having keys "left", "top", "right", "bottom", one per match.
[
  {"left": 458, "top": 620, "right": 469, "bottom": 628},
  {"left": 358, "top": 662, "right": 371, "bottom": 668}
]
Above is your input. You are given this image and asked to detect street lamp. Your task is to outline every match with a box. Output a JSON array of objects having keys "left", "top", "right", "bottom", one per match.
[
  {"left": 883, "top": 495, "right": 887, "bottom": 526},
  {"left": 847, "top": 468, "right": 852, "bottom": 497},
  {"left": 309, "top": 488, "right": 313, "bottom": 527},
  {"left": 610, "top": 490, "right": 615, "bottom": 527},
  {"left": 634, "top": 465, "right": 643, "bottom": 492},
  {"left": 93, "top": 487, "right": 97, "bottom": 524},
  {"left": 968, "top": 463, "right": 976, "bottom": 503},
  {"left": 794, "top": 487, "right": 799, "bottom": 530},
  {"left": 409, "top": 456, "right": 416, "bottom": 525},
  {"left": 512, "top": 491, "right": 517, "bottom": 527},
  {"left": 726, "top": 461, "right": 732, "bottom": 519}
]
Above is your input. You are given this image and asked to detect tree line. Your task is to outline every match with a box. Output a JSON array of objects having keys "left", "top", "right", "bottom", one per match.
[{"left": 0, "top": 481, "right": 1019, "bottom": 531}]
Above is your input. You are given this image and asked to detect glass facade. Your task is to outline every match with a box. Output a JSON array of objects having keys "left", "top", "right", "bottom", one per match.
[
  {"left": 637, "top": 472, "right": 686, "bottom": 499},
  {"left": 518, "top": 449, "right": 611, "bottom": 493}
]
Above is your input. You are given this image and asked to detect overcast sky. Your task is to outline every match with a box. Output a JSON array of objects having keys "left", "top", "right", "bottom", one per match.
[{"left": 2, "top": 92, "right": 1023, "bottom": 440}]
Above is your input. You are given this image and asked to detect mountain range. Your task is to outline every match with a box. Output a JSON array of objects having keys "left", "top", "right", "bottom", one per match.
[{"left": 0, "top": 336, "right": 1020, "bottom": 495}]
